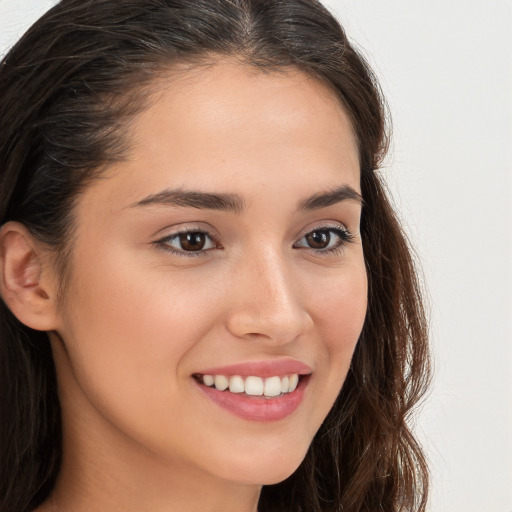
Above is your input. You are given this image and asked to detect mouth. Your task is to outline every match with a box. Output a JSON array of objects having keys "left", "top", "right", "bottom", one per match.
[
  {"left": 192, "top": 361, "right": 312, "bottom": 422},
  {"left": 193, "top": 373, "right": 306, "bottom": 398}
]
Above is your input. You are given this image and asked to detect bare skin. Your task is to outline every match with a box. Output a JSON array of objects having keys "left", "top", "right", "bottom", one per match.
[{"left": 3, "top": 60, "right": 366, "bottom": 512}]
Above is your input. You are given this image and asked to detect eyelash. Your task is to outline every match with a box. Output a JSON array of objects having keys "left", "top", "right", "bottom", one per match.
[
  {"left": 154, "top": 228, "right": 222, "bottom": 258},
  {"left": 154, "top": 224, "right": 355, "bottom": 258},
  {"left": 293, "top": 224, "right": 355, "bottom": 255}
]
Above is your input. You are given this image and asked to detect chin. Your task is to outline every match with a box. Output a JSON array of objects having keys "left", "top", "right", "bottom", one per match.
[
  {"left": 214, "top": 442, "right": 309, "bottom": 486},
  {"left": 229, "top": 463, "right": 304, "bottom": 487}
]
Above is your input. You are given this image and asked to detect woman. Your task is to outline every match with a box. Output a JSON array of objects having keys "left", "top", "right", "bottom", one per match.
[{"left": 0, "top": 1, "right": 430, "bottom": 511}]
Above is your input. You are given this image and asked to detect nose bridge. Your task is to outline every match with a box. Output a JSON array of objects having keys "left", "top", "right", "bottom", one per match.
[
  {"left": 253, "top": 249, "right": 294, "bottom": 311},
  {"left": 226, "top": 245, "right": 311, "bottom": 344}
]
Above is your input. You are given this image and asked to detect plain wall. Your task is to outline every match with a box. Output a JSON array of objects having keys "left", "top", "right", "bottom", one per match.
[
  {"left": 1, "top": 1, "right": 511, "bottom": 511},
  {"left": 323, "top": 2, "right": 512, "bottom": 511}
]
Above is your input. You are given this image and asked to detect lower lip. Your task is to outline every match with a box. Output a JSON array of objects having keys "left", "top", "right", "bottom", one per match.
[{"left": 195, "top": 376, "right": 309, "bottom": 422}]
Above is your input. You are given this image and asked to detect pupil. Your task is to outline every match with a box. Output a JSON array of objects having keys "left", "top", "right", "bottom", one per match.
[
  {"left": 306, "top": 230, "right": 330, "bottom": 249},
  {"left": 180, "top": 232, "right": 205, "bottom": 251}
]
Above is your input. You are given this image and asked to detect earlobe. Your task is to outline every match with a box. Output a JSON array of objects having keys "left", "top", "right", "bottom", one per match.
[{"left": 0, "top": 221, "right": 58, "bottom": 331}]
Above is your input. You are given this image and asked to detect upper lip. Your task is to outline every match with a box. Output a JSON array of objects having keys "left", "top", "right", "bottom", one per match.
[{"left": 196, "top": 358, "right": 313, "bottom": 378}]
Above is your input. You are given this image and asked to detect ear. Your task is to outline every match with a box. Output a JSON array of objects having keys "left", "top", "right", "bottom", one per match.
[{"left": 0, "top": 221, "right": 59, "bottom": 331}]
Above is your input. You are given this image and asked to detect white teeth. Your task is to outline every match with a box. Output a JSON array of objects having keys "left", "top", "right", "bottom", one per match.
[
  {"left": 289, "top": 374, "right": 299, "bottom": 392},
  {"left": 229, "top": 375, "right": 245, "bottom": 393},
  {"left": 281, "top": 376, "right": 290, "bottom": 393},
  {"left": 202, "top": 373, "right": 302, "bottom": 397},
  {"left": 214, "top": 375, "right": 229, "bottom": 391},
  {"left": 264, "top": 376, "right": 282, "bottom": 397},
  {"left": 245, "top": 376, "right": 264, "bottom": 396},
  {"left": 203, "top": 374, "right": 214, "bottom": 386}
]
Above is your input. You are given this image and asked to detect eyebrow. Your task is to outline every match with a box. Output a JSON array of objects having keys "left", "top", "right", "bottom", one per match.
[
  {"left": 129, "top": 184, "right": 362, "bottom": 213},
  {"left": 129, "top": 189, "right": 245, "bottom": 214},
  {"left": 297, "top": 185, "right": 363, "bottom": 211}
]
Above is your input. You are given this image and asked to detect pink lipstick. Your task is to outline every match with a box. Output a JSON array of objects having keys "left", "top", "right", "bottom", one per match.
[{"left": 193, "top": 359, "right": 312, "bottom": 422}]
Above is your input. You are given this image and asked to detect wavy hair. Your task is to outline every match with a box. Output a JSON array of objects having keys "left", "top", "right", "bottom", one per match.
[{"left": 0, "top": 1, "right": 430, "bottom": 510}]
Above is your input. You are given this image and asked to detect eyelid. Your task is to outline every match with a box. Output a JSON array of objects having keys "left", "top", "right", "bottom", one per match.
[
  {"left": 296, "top": 220, "right": 349, "bottom": 237},
  {"left": 153, "top": 226, "right": 222, "bottom": 257},
  {"left": 295, "top": 221, "right": 353, "bottom": 241},
  {"left": 152, "top": 221, "right": 356, "bottom": 258},
  {"left": 293, "top": 222, "right": 355, "bottom": 253},
  {"left": 151, "top": 220, "right": 219, "bottom": 239}
]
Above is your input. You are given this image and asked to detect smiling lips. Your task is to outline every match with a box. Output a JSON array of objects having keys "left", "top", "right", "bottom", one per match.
[
  {"left": 201, "top": 373, "right": 300, "bottom": 397},
  {"left": 195, "top": 359, "right": 312, "bottom": 422}
]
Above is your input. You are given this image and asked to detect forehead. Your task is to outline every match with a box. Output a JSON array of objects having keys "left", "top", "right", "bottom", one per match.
[
  {"left": 142, "top": 59, "right": 354, "bottom": 138},
  {"left": 83, "top": 60, "right": 360, "bottom": 212}
]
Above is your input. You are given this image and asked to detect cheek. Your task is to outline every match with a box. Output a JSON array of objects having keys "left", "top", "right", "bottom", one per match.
[
  {"left": 314, "top": 261, "right": 368, "bottom": 349},
  {"left": 55, "top": 250, "right": 229, "bottom": 458},
  {"left": 309, "top": 259, "right": 367, "bottom": 400},
  {"left": 61, "top": 258, "right": 217, "bottom": 376}
]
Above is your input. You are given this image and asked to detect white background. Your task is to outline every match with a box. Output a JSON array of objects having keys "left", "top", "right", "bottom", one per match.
[{"left": 1, "top": 1, "right": 511, "bottom": 511}]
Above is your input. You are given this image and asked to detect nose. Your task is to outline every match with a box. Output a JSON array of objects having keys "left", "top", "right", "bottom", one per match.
[{"left": 225, "top": 249, "right": 313, "bottom": 346}]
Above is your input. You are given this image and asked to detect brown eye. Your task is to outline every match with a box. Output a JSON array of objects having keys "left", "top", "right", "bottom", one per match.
[
  {"left": 158, "top": 230, "right": 217, "bottom": 256},
  {"left": 294, "top": 225, "right": 353, "bottom": 253},
  {"left": 305, "top": 230, "right": 330, "bottom": 249},
  {"left": 179, "top": 232, "right": 206, "bottom": 251}
]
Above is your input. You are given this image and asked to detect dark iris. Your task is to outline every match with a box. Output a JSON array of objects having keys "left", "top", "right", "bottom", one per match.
[
  {"left": 305, "top": 230, "right": 330, "bottom": 249},
  {"left": 179, "top": 232, "right": 206, "bottom": 251}
]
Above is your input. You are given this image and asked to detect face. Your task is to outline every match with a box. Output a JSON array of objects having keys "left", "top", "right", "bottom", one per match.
[{"left": 50, "top": 61, "right": 367, "bottom": 488}]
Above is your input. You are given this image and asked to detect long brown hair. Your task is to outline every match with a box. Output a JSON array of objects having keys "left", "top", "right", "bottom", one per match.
[{"left": 0, "top": 1, "right": 430, "bottom": 511}]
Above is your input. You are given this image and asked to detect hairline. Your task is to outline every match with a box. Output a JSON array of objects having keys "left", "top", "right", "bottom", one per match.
[{"left": 55, "top": 54, "right": 363, "bottom": 301}]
